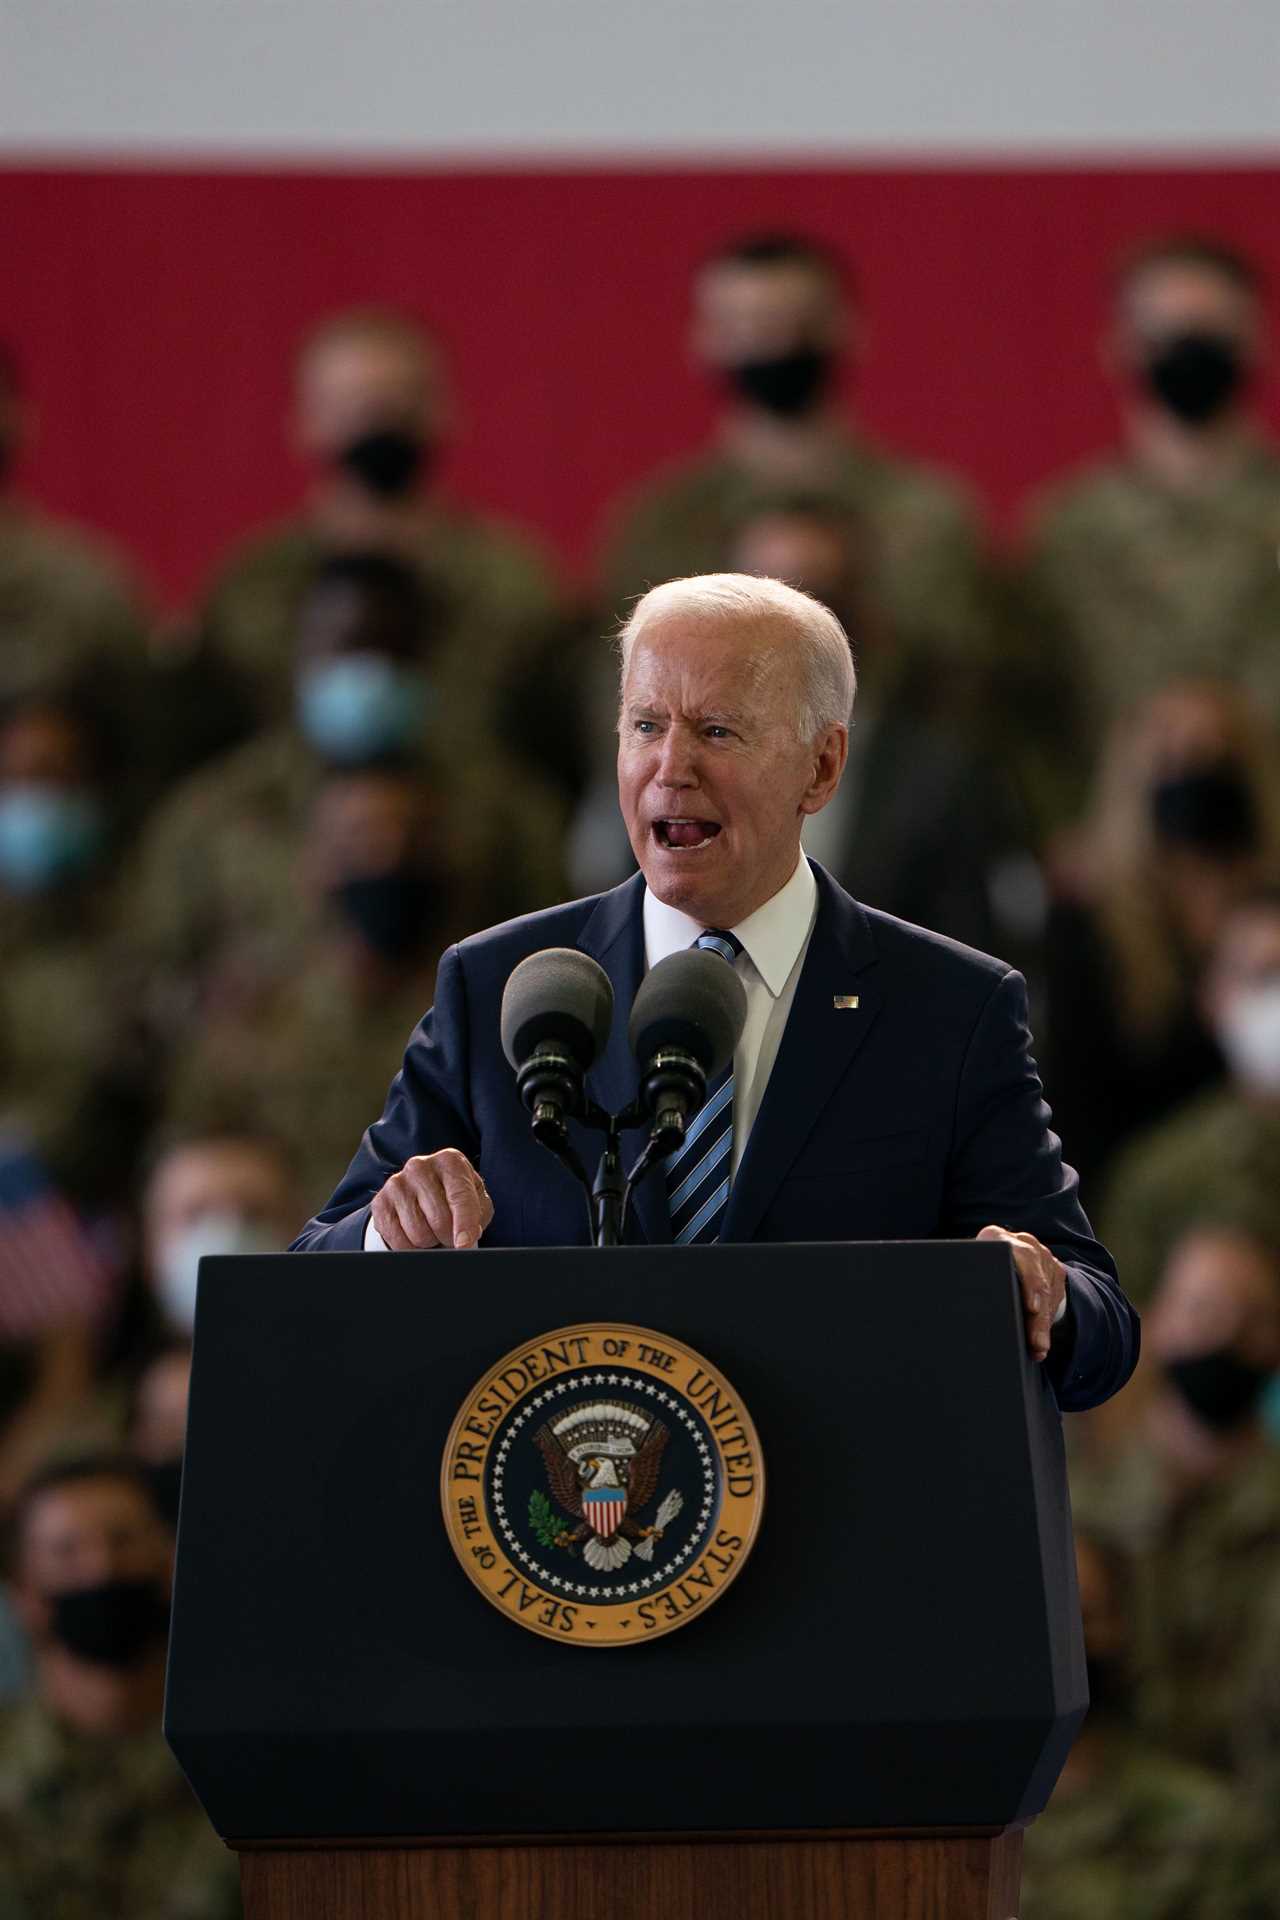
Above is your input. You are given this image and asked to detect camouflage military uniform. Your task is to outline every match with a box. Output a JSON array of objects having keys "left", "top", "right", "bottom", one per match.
[
  {"left": 0, "top": 887, "right": 153, "bottom": 1210},
  {"left": 599, "top": 433, "right": 993, "bottom": 675},
  {"left": 125, "top": 726, "right": 566, "bottom": 1034},
  {"left": 0, "top": 503, "right": 148, "bottom": 707},
  {"left": 1071, "top": 1438, "right": 1280, "bottom": 1783},
  {"left": 0, "top": 1696, "right": 240, "bottom": 1918},
  {"left": 1101, "top": 1089, "right": 1280, "bottom": 1308},
  {"left": 1010, "top": 443, "right": 1280, "bottom": 815},
  {"left": 1021, "top": 1733, "right": 1266, "bottom": 1920},
  {"left": 200, "top": 507, "right": 565, "bottom": 736},
  {"left": 162, "top": 952, "right": 440, "bottom": 1215}
]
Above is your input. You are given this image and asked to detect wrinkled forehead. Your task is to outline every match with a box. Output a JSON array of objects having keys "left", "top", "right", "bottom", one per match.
[{"left": 621, "top": 612, "right": 798, "bottom": 718}]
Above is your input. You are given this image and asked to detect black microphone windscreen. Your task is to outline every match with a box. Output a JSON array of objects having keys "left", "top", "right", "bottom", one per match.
[
  {"left": 628, "top": 948, "right": 748, "bottom": 1079},
  {"left": 500, "top": 948, "right": 615, "bottom": 1073}
]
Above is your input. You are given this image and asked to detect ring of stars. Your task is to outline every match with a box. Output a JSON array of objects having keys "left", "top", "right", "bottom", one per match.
[{"left": 488, "top": 1373, "right": 718, "bottom": 1597}]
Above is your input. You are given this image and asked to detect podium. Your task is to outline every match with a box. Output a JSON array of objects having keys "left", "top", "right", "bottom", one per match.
[{"left": 165, "top": 1242, "right": 1084, "bottom": 1919}]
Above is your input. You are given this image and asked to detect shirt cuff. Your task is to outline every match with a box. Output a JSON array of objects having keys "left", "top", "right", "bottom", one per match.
[
  {"left": 1053, "top": 1280, "right": 1069, "bottom": 1325},
  {"left": 363, "top": 1217, "right": 389, "bottom": 1252}
]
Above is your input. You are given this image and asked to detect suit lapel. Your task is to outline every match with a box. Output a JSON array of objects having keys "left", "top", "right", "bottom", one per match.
[
  {"left": 577, "top": 875, "right": 671, "bottom": 1246},
  {"left": 721, "top": 867, "right": 882, "bottom": 1244}
]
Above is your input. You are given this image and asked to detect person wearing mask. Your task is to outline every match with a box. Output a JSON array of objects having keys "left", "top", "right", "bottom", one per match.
[
  {"left": 1021, "top": 1529, "right": 1267, "bottom": 1919},
  {"left": 0, "top": 1453, "right": 240, "bottom": 1917},
  {"left": 129, "top": 550, "right": 565, "bottom": 1032},
  {"left": 0, "top": 692, "right": 154, "bottom": 1210},
  {"left": 597, "top": 234, "right": 991, "bottom": 673},
  {"left": 1103, "top": 891, "right": 1280, "bottom": 1307},
  {"left": 1068, "top": 1229, "right": 1280, "bottom": 1803},
  {"left": 160, "top": 770, "right": 454, "bottom": 1209},
  {"left": 0, "top": 346, "right": 150, "bottom": 712},
  {"left": 199, "top": 306, "right": 565, "bottom": 741},
  {"left": 140, "top": 1131, "right": 301, "bottom": 1346},
  {"left": 1012, "top": 236, "right": 1280, "bottom": 821},
  {"left": 1044, "top": 679, "right": 1280, "bottom": 1197}
]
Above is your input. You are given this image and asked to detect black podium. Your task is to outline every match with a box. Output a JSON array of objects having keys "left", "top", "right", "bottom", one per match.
[{"left": 165, "top": 1242, "right": 1084, "bottom": 1918}]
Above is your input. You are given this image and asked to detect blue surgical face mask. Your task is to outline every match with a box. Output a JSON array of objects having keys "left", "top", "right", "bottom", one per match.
[
  {"left": 0, "top": 785, "right": 103, "bottom": 893},
  {"left": 153, "top": 1211, "right": 281, "bottom": 1334},
  {"left": 295, "top": 653, "right": 430, "bottom": 765}
]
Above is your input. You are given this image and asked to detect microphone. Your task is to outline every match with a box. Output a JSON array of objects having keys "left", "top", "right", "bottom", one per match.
[
  {"left": 500, "top": 949, "right": 614, "bottom": 1154},
  {"left": 628, "top": 949, "right": 747, "bottom": 1156}
]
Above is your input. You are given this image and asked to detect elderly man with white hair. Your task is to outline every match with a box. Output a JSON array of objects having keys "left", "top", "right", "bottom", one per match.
[{"left": 294, "top": 575, "right": 1137, "bottom": 1411}]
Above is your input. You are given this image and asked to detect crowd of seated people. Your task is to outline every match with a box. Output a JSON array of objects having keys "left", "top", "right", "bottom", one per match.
[{"left": 1, "top": 225, "right": 1279, "bottom": 1916}]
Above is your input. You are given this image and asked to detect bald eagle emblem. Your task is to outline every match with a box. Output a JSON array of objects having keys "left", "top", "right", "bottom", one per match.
[{"left": 530, "top": 1400, "right": 685, "bottom": 1573}]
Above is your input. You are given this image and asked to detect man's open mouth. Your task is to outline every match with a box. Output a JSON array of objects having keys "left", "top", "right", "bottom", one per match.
[{"left": 653, "top": 818, "right": 722, "bottom": 851}]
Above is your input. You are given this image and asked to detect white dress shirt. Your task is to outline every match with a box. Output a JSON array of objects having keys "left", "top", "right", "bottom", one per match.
[{"left": 642, "top": 853, "right": 818, "bottom": 1174}]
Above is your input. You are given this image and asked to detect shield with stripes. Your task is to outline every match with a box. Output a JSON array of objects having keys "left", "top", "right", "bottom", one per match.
[{"left": 582, "top": 1486, "right": 627, "bottom": 1539}]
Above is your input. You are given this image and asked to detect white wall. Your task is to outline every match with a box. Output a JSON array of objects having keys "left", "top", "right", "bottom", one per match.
[{"left": 1, "top": 0, "right": 1277, "bottom": 158}]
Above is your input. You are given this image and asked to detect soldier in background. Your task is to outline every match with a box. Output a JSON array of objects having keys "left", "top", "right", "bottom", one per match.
[
  {"left": 0, "top": 346, "right": 149, "bottom": 712},
  {"left": 129, "top": 551, "right": 566, "bottom": 1035},
  {"left": 1021, "top": 1529, "right": 1267, "bottom": 1920},
  {"left": 1043, "top": 680, "right": 1280, "bottom": 1197},
  {"left": 1011, "top": 236, "right": 1280, "bottom": 824},
  {"left": 597, "top": 235, "right": 991, "bottom": 674},
  {"left": 0, "top": 1454, "right": 239, "bottom": 1918},
  {"left": 1102, "top": 891, "right": 1280, "bottom": 1307},
  {"left": 1071, "top": 1226, "right": 1280, "bottom": 1793},
  {"left": 0, "top": 691, "right": 155, "bottom": 1211},
  {"left": 199, "top": 306, "right": 566, "bottom": 744},
  {"left": 161, "top": 770, "right": 451, "bottom": 1213}
]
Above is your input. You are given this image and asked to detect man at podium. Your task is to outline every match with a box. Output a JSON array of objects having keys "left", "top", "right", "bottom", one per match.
[{"left": 292, "top": 573, "right": 1137, "bottom": 1412}]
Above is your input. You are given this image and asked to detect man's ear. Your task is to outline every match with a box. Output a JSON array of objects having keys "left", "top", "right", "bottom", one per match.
[{"left": 801, "top": 725, "right": 848, "bottom": 815}]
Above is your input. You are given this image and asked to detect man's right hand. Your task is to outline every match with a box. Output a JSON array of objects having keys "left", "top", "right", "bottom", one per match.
[{"left": 370, "top": 1150, "right": 494, "bottom": 1250}]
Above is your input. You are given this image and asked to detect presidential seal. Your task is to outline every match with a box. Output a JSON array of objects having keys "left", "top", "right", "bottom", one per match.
[{"left": 441, "top": 1323, "right": 764, "bottom": 1646}]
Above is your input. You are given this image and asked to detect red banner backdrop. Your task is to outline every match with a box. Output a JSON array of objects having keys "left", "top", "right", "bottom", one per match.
[{"left": 3, "top": 164, "right": 1279, "bottom": 609}]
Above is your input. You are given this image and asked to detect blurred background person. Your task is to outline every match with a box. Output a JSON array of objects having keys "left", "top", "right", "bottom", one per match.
[
  {"left": 160, "top": 771, "right": 451, "bottom": 1214},
  {"left": 0, "top": 690, "right": 157, "bottom": 1213},
  {"left": 1020, "top": 1527, "right": 1267, "bottom": 1920},
  {"left": 0, "top": 345, "right": 149, "bottom": 711},
  {"left": 128, "top": 549, "right": 566, "bottom": 1038},
  {"left": 1012, "top": 236, "right": 1280, "bottom": 825},
  {"left": 1044, "top": 679, "right": 1280, "bottom": 1197},
  {"left": 1103, "top": 890, "right": 1280, "bottom": 1308},
  {"left": 0, "top": 1453, "right": 240, "bottom": 1918},
  {"left": 199, "top": 306, "right": 568, "bottom": 748},
  {"left": 597, "top": 233, "right": 992, "bottom": 676},
  {"left": 1070, "top": 1227, "right": 1280, "bottom": 1799}
]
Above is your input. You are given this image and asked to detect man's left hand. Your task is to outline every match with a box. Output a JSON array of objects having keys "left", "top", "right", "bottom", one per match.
[{"left": 977, "top": 1225, "right": 1067, "bottom": 1363}]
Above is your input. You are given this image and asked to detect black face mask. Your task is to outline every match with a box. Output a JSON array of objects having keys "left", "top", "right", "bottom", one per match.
[
  {"left": 143, "top": 1457, "right": 185, "bottom": 1531},
  {"left": 728, "top": 347, "right": 833, "bottom": 419},
  {"left": 1150, "top": 760, "right": 1259, "bottom": 856},
  {"left": 1163, "top": 1347, "right": 1274, "bottom": 1431},
  {"left": 48, "top": 1577, "right": 171, "bottom": 1669},
  {"left": 333, "top": 868, "right": 439, "bottom": 963},
  {"left": 338, "top": 427, "right": 430, "bottom": 499},
  {"left": 1144, "top": 331, "right": 1245, "bottom": 427}
]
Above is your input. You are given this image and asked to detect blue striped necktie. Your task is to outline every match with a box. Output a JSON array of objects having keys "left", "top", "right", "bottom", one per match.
[{"left": 665, "top": 929, "right": 743, "bottom": 1245}]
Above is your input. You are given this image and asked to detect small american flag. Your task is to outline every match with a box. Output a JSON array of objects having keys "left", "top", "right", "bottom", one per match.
[{"left": 0, "top": 1137, "right": 113, "bottom": 1341}]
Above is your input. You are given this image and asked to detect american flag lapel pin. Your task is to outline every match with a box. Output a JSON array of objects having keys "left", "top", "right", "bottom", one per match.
[{"left": 833, "top": 995, "right": 860, "bottom": 1010}]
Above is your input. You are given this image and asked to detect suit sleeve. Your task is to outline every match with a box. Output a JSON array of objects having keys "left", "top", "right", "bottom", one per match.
[
  {"left": 289, "top": 944, "right": 481, "bottom": 1251},
  {"left": 942, "top": 967, "right": 1140, "bottom": 1412}
]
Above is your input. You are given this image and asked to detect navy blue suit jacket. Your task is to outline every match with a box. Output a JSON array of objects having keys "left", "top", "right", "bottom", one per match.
[{"left": 293, "top": 863, "right": 1137, "bottom": 1411}]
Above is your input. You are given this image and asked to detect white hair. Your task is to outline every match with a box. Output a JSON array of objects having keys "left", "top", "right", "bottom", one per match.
[{"left": 616, "top": 573, "right": 856, "bottom": 741}]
